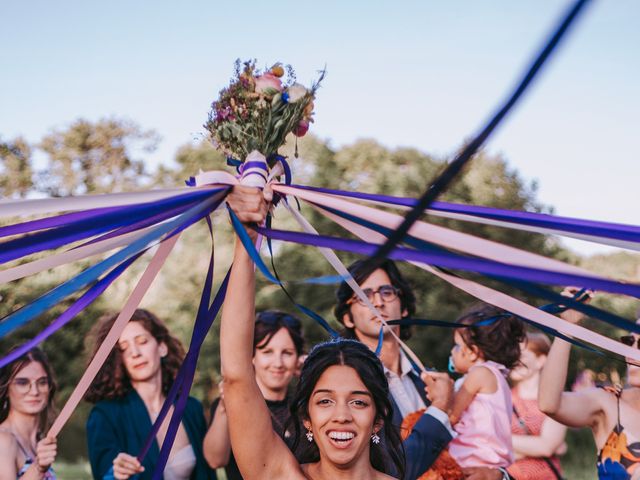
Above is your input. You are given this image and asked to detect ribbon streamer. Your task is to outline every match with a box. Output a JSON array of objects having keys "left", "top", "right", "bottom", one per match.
[{"left": 47, "top": 234, "right": 179, "bottom": 437}]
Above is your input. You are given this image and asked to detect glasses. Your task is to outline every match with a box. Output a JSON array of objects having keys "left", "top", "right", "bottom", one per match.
[
  {"left": 256, "top": 312, "right": 301, "bottom": 329},
  {"left": 12, "top": 377, "right": 50, "bottom": 394},
  {"left": 620, "top": 335, "right": 640, "bottom": 349},
  {"left": 349, "top": 285, "right": 400, "bottom": 306}
]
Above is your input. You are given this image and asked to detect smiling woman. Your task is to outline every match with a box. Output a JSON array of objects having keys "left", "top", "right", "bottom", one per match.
[
  {"left": 84, "top": 309, "right": 215, "bottom": 480},
  {"left": 216, "top": 186, "right": 404, "bottom": 480},
  {"left": 0, "top": 347, "right": 58, "bottom": 479},
  {"left": 204, "top": 311, "right": 306, "bottom": 480}
]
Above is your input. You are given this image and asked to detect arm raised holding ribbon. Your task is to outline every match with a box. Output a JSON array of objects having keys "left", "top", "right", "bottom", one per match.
[
  {"left": 220, "top": 186, "right": 303, "bottom": 479},
  {"left": 539, "top": 288, "right": 640, "bottom": 477}
]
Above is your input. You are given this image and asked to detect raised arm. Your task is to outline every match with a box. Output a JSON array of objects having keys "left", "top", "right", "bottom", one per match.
[
  {"left": 538, "top": 288, "right": 602, "bottom": 427},
  {"left": 219, "top": 186, "right": 301, "bottom": 480}
]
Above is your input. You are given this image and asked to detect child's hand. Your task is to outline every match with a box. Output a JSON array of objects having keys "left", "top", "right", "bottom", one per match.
[
  {"left": 421, "top": 371, "right": 453, "bottom": 413},
  {"left": 559, "top": 286, "right": 593, "bottom": 325}
]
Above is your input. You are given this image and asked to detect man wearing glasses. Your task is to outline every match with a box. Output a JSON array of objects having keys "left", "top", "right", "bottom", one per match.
[{"left": 335, "top": 259, "right": 509, "bottom": 480}]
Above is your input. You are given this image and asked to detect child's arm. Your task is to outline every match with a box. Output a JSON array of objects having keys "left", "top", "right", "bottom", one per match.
[{"left": 449, "top": 366, "right": 497, "bottom": 425}]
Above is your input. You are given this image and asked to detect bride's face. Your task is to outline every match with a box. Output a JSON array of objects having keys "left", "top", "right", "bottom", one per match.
[{"left": 304, "top": 365, "right": 380, "bottom": 469}]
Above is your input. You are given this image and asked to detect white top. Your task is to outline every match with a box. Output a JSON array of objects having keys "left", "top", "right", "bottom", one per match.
[{"left": 163, "top": 444, "right": 196, "bottom": 480}]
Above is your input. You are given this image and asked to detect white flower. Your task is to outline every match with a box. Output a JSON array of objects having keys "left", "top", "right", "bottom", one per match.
[{"left": 286, "top": 83, "right": 307, "bottom": 103}]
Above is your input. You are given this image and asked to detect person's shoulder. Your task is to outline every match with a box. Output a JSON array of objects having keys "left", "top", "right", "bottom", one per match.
[
  {"left": 186, "top": 395, "right": 204, "bottom": 407},
  {"left": 89, "top": 393, "right": 134, "bottom": 417},
  {"left": 0, "top": 428, "right": 18, "bottom": 453}
]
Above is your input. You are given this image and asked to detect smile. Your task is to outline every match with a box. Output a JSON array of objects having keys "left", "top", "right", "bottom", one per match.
[{"left": 327, "top": 430, "right": 356, "bottom": 447}]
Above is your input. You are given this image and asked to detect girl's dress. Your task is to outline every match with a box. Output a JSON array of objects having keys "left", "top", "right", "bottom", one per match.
[{"left": 448, "top": 360, "right": 514, "bottom": 468}]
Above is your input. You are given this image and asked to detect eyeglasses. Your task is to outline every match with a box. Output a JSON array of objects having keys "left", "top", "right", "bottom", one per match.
[
  {"left": 12, "top": 377, "right": 50, "bottom": 394},
  {"left": 620, "top": 335, "right": 640, "bottom": 349},
  {"left": 256, "top": 312, "right": 301, "bottom": 329},
  {"left": 348, "top": 285, "right": 400, "bottom": 306}
]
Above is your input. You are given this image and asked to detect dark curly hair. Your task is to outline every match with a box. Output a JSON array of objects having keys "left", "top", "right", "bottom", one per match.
[
  {"left": 456, "top": 303, "right": 525, "bottom": 370},
  {"left": 288, "top": 339, "right": 405, "bottom": 478},
  {"left": 254, "top": 310, "right": 305, "bottom": 356},
  {"left": 334, "top": 259, "right": 416, "bottom": 341},
  {"left": 0, "top": 347, "right": 57, "bottom": 435},
  {"left": 84, "top": 309, "right": 185, "bottom": 403}
]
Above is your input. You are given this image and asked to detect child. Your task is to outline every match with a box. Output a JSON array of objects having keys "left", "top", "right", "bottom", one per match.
[{"left": 447, "top": 303, "right": 525, "bottom": 469}]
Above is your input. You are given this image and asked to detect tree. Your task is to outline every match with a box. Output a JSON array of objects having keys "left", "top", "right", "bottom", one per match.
[
  {"left": 0, "top": 136, "right": 33, "bottom": 198},
  {"left": 152, "top": 140, "right": 226, "bottom": 188},
  {"left": 39, "top": 118, "right": 159, "bottom": 196}
]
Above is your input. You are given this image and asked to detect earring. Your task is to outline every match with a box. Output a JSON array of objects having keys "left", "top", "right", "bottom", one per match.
[
  {"left": 371, "top": 432, "right": 380, "bottom": 445},
  {"left": 305, "top": 428, "right": 314, "bottom": 442}
]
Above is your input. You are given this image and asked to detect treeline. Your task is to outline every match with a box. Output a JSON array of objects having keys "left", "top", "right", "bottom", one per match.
[{"left": 1, "top": 118, "right": 637, "bottom": 460}]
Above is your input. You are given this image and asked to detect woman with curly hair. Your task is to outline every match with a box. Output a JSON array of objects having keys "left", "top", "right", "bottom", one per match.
[
  {"left": 0, "top": 348, "right": 58, "bottom": 479},
  {"left": 85, "top": 309, "right": 215, "bottom": 480}
]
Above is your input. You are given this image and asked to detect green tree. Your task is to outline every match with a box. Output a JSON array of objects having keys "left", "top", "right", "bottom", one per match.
[
  {"left": 39, "top": 118, "right": 159, "bottom": 196},
  {"left": 153, "top": 140, "right": 226, "bottom": 188},
  {"left": 0, "top": 136, "right": 33, "bottom": 198}
]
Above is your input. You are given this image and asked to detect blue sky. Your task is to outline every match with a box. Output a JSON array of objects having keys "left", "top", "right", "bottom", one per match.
[{"left": 1, "top": 0, "right": 638, "bottom": 255}]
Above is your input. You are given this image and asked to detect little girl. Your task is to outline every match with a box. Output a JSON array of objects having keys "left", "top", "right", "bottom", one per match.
[{"left": 447, "top": 303, "right": 525, "bottom": 469}]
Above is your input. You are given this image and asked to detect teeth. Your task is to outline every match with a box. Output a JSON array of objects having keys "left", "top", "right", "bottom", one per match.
[{"left": 329, "top": 431, "right": 355, "bottom": 440}]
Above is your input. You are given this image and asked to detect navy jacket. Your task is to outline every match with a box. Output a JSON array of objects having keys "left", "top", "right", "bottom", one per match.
[
  {"left": 86, "top": 390, "right": 216, "bottom": 480},
  {"left": 390, "top": 371, "right": 453, "bottom": 480}
]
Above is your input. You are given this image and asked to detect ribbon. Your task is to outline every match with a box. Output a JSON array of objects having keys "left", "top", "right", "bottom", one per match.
[
  {"left": 289, "top": 184, "right": 640, "bottom": 249},
  {"left": 47, "top": 234, "right": 180, "bottom": 437},
  {"left": 310, "top": 204, "right": 640, "bottom": 361},
  {"left": 0, "top": 194, "right": 223, "bottom": 338},
  {"left": 0, "top": 253, "right": 142, "bottom": 369},
  {"left": 368, "top": 0, "right": 592, "bottom": 264},
  {"left": 0, "top": 186, "right": 221, "bottom": 219}
]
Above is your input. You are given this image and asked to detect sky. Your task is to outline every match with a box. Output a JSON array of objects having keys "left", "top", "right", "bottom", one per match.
[{"left": 1, "top": 0, "right": 638, "bottom": 256}]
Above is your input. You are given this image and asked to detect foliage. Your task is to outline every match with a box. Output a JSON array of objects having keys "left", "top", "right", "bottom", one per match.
[
  {"left": 39, "top": 118, "right": 159, "bottom": 196},
  {"left": 0, "top": 136, "right": 32, "bottom": 198}
]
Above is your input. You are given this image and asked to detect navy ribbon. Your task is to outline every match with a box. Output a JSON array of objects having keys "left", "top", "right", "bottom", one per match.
[
  {"left": 291, "top": 184, "right": 640, "bottom": 245},
  {"left": 367, "top": 0, "right": 592, "bottom": 265},
  {"left": 229, "top": 208, "right": 339, "bottom": 338}
]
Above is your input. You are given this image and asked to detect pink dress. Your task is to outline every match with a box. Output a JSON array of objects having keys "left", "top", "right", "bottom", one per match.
[{"left": 448, "top": 361, "right": 515, "bottom": 468}]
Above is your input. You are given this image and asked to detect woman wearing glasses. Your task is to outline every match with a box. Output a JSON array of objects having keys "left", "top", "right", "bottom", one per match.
[
  {"left": 0, "top": 348, "right": 58, "bottom": 479},
  {"left": 204, "top": 310, "right": 305, "bottom": 479},
  {"left": 539, "top": 292, "right": 640, "bottom": 480}
]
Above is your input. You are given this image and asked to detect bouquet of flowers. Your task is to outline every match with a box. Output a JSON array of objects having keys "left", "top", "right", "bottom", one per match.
[{"left": 205, "top": 59, "right": 323, "bottom": 168}]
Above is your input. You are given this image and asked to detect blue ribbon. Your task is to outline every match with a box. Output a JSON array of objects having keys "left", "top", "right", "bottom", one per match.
[
  {"left": 229, "top": 208, "right": 339, "bottom": 338},
  {"left": 0, "top": 194, "right": 224, "bottom": 338}
]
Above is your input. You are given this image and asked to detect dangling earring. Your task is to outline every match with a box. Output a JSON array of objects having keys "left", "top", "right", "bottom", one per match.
[
  {"left": 305, "top": 428, "right": 314, "bottom": 442},
  {"left": 371, "top": 432, "right": 380, "bottom": 445},
  {"left": 2, "top": 398, "right": 8, "bottom": 411}
]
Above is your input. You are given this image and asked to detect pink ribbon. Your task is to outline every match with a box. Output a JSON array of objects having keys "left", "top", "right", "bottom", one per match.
[{"left": 47, "top": 234, "right": 180, "bottom": 437}]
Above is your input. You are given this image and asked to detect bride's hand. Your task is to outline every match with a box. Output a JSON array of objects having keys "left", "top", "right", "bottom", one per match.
[{"left": 226, "top": 185, "right": 271, "bottom": 224}]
